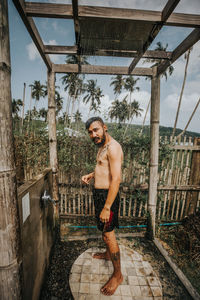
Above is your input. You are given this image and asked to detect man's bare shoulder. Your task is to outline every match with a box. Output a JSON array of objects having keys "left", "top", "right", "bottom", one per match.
[{"left": 108, "top": 139, "right": 123, "bottom": 155}]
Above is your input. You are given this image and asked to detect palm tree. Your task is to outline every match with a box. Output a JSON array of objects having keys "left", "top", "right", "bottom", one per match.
[
  {"left": 39, "top": 108, "right": 48, "bottom": 122},
  {"left": 83, "top": 79, "right": 104, "bottom": 118},
  {"left": 172, "top": 48, "right": 192, "bottom": 139},
  {"left": 110, "top": 75, "right": 125, "bottom": 99},
  {"left": 123, "top": 100, "right": 143, "bottom": 137},
  {"left": 144, "top": 42, "right": 174, "bottom": 80},
  {"left": 12, "top": 98, "right": 23, "bottom": 118},
  {"left": 29, "top": 80, "right": 45, "bottom": 108},
  {"left": 73, "top": 110, "right": 82, "bottom": 131},
  {"left": 55, "top": 92, "right": 63, "bottom": 117},
  {"left": 109, "top": 97, "right": 129, "bottom": 127}
]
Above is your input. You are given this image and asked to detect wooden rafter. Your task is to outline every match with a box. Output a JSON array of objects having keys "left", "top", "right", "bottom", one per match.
[
  {"left": 128, "top": 0, "right": 180, "bottom": 73},
  {"left": 52, "top": 64, "right": 152, "bottom": 76},
  {"left": 25, "top": 2, "right": 200, "bottom": 28},
  {"left": 157, "top": 28, "right": 200, "bottom": 76},
  {"left": 12, "top": 0, "right": 52, "bottom": 70},
  {"left": 44, "top": 45, "right": 172, "bottom": 60}
]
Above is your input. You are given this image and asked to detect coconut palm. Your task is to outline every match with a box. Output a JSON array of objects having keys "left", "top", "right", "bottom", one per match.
[
  {"left": 39, "top": 108, "right": 48, "bottom": 122},
  {"left": 144, "top": 42, "right": 174, "bottom": 80},
  {"left": 73, "top": 110, "right": 82, "bottom": 131},
  {"left": 83, "top": 79, "right": 104, "bottom": 118},
  {"left": 55, "top": 92, "right": 63, "bottom": 116},
  {"left": 110, "top": 75, "right": 125, "bottom": 99},
  {"left": 172, "top": 48, "right": 192, "bottom": 139},
  {"left": 12, "top": 98, "right": 23, "bottom": 118},
  {"left": 29, "top": 80, "right": 45, "bottom": 108},
  {"left": 123, "top": 100, "right": 143, "bottom": 137},
  {"left": 109, "top": 96, "right": 129, "bottom": 126}
]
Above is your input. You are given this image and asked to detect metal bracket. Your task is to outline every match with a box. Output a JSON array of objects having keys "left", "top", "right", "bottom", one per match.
[{"left": 41, "top": 190, "right": 56, "bottom": 207}]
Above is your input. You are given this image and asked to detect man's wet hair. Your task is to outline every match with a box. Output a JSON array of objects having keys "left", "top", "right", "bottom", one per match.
[{"left": 85, "top": 117, "right": 104, "bottom": 130}]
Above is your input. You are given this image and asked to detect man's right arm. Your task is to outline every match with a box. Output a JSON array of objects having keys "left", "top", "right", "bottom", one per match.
[{"left": 81, "top": 172, "right": 94, "bottom": 185}]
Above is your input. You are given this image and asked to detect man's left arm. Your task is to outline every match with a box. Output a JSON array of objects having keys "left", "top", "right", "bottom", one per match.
[{"left": 99, "top": 144, "right": 122, "bottom": 222}]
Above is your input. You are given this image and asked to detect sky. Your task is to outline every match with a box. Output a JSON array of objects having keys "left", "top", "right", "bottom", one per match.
[{"left": 8, "top": 0, "right": 200, "bottom": 133}]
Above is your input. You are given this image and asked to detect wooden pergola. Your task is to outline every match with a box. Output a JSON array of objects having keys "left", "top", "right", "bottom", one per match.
[{"left": 1, "top": 0, "right": 200, "bottom": 298}]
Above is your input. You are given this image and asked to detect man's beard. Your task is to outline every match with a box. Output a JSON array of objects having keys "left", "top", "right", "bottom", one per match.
[{"left": 92, "top": 133, "right": 106, "bottom": 147}]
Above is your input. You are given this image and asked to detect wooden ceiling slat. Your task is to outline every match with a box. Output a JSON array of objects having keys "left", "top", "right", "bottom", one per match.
[
  {"left": 44, "top": 45, "right": 172, "bottom": 60},
  {"left": 25, "top": 2, "right": 200, "bottom": 28},
  {"left": 52, "top": 64, "right": 153, "bottom": 76},
  {"left": 13, "top": 0, "right": 52, "bottom": 70},
  {"left": 157, "top": 28, "right": 200, "bottom": 76},
  {"left": 128, "top": 0, "right": 180, "bottom": 73}
]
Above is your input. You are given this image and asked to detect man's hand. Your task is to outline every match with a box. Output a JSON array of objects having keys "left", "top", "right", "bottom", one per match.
[
  {"left": 81, "top": 172, "right": 94, "bottom": 185},
  {"left": 100, "top": 207, "right": 110, "bottom": 223}
]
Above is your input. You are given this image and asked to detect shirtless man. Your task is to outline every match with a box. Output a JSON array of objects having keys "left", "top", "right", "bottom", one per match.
[{"left": 82, "top": 117, "right": 123, "bottom": 296}]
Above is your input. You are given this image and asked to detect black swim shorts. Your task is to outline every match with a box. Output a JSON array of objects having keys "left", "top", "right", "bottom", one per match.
[{"left": 93, "top": 188, "right": 120, "bottom": 232}]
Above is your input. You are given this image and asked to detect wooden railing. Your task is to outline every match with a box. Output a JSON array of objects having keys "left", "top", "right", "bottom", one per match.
[{"left": 59, "top": 136, "right": 200, "bottom": 221}]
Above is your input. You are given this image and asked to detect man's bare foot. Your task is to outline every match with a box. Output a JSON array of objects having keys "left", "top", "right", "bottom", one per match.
[
  {"left": 101, "top": 273, "right": 123, "bottom": 296},
  {"left": 93, "top": 251, "right": 111, "bottom": 260}
]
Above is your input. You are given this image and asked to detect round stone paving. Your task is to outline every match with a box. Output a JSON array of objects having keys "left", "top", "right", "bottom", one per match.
[{"left": 69, "top": 245, "right": 163, "bottom": 300}]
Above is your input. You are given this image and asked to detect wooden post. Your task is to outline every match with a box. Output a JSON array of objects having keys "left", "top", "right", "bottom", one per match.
[
  {"left": 47, "top": 70, "right": 59, "bottom": 220},
  {"left": 186, "top": 137, "right": 200, "bottom": 215},
  {"left": 0, "top": 0, "right": 22, "bottom": 298},
  {"left": 146, "top": 66, "right": 160, "bottom": 240}
]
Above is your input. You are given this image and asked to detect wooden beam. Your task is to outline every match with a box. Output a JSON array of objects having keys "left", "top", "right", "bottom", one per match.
[
  {"left": 158, "top": 28, "right": 200, "bottom": 76},
  {"left": 12, "top": 0, "right": 52, "bottom": 70},
  {"left": 25, "top": 3, "right": 200, "bottom": 28},
  {"left": 25, "top": 2, "right": 73, "bottom": 18},
  {"left": 52, "top": 64, "right": 153, "bottom": 76},
  {"left": 72, "top": 0, "right": 80, "bottom": 46},
  {"left": 44, "top": 45, "right": 77, "bottom": 55},
  {"left": 128, "top": 0, "right": 180, "bottom": 73},
  {"left": 44, "top": 45, "right": 172, "bottom": 59},
  {"left": 147, "top": 66, "right": 160, "bottom": 240}
]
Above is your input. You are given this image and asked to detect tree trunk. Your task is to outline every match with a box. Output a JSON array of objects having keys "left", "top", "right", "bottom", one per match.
[
  {"left": 140, "top": 97, "right": 151, "bottom": 135},
  {"left": 172, "top": 48, "right": 191, "bottom": 139},
  {"left": 177, "top": 97, "right": 200, "bottom": 138},
  {"left": 146, "top": 66, "right": 160, "bottom": 240},
  {"left": 0, "top": 0, "right": 22, "bottom": 298},
  {"left": 27, "top": 86, "right": 32, "bottom": 134},
  {"left": 20, "top": 82, "right": 26, "bottom": 134},
  {"left": 47, "top": 70, "right": 59, "bottom": 221}
]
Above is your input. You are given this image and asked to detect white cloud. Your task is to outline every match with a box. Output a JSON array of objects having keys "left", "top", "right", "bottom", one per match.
[
  {"left": 26, "top": 42, "right": 40, "bottom": 61},
  {"left": 26, "top": 39, "right": 61, "bottom": 63}
]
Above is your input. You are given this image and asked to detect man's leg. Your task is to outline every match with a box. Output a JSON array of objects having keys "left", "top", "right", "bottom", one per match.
[{"left": 100, "top": 230, "right": 123, "bottom": 295}]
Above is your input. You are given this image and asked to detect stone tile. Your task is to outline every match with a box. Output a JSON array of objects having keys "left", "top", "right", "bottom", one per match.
[
  {"left": 78, "top": 293, "right": 87, "bottom": 300},
  {"left": 142, "top": 261, "right": 152, "bottom": 269},
  {"left": 124, "top": 261, "right": 134, "bottom": 268},
  {"left": 151, "top": 286, "right": 162, "bottom": 297},
  {"left": 134, "top": 261, "right": 143, "bottom": 268},
  {"left": 75, "top": 258, "right": 84, "bottom": 266},
  {"left": 83, "top": 252, "right": 93, "bottom": 260},
  {"left": 113, "top": 285, "right": 121, "bottom": 296},
  {"left": 144, "top": 268, "right": 154, "bottom": 276},
  {"left": 72, "top": 265, "right": 82, "bottom": 273},
  {"left": 81, "top": 273, "right": 91, "bottom": 283},
  {"left": 147, "top": 276, "right": 160, "bottom": 287},
  {"left": 70, "top": 272, "right": 81, "bottom": 283},
  {"left": 128, "top": 275, "right": 139, "bottom": 286},
  {"left": 82, "top": 265, "right": 91, "bottom": 273},
  {"left": 91, "top": 274, "right": 100, "bottom": 283},
  {"left": 70, "top": 282, "right": 80, "bottom": 293},
  {"left": 73, "top": 292, "right": 78, "bottom": 300},
  {"left": 130, "top": 285, "right": 141, "bottom": 296},
  {"left": 154, "top": 297, "right": 162, "bottom": 300},
  {"left": 89, "top": 283, "right": 101, "bottom": 294},
  {"left": 140, "top": 286, "right": 153, "bottom": 297},
  {"left": 135, "top": 297, "right": 154, "bottom": 300},
  {"left": 110, "top": 296, "right": 122, "bottom": 300},
  {"left": 99, "top": 265, "right": 110, "bottom": 274},
  {"left": 100, "top": 294, "right": 113, "bottom": 300},
  {"left": 126, "top": 267, "right": 136, "bottom": 276},
  {"left": 138, "top": 276, "right": 148, "bottom": 286},
  {"left": 79, "top": 282, "right": 90, "bottom": 294},
  {"left": 135, "top": 267, "right": 146, "bottom": 276},
  {"left": 121, "top": 275, "right": 128, "bottom": 285},
  {"left": 99, "top": 274, "right": 110, "bottom": 284},
  {"left": 83, "top": 259, "right": 92, "bottom": 266},
  {"left": 86, "top": 295, "right": 100, "bottom": 300},
  {"left": 91, "top": 264, "right": 100, "bottom": 274},
  {"left": 132, "top": 252, "right": 142, "bottom": 261},
  {"left": 120, "top": 285, "right": 132, "bottom": 296},
  {"left": 121, "top": 267, "right": 127, "bottom": 276},
  {"left": 121, "top": 297, "right": 132, "bottom": 300}
]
